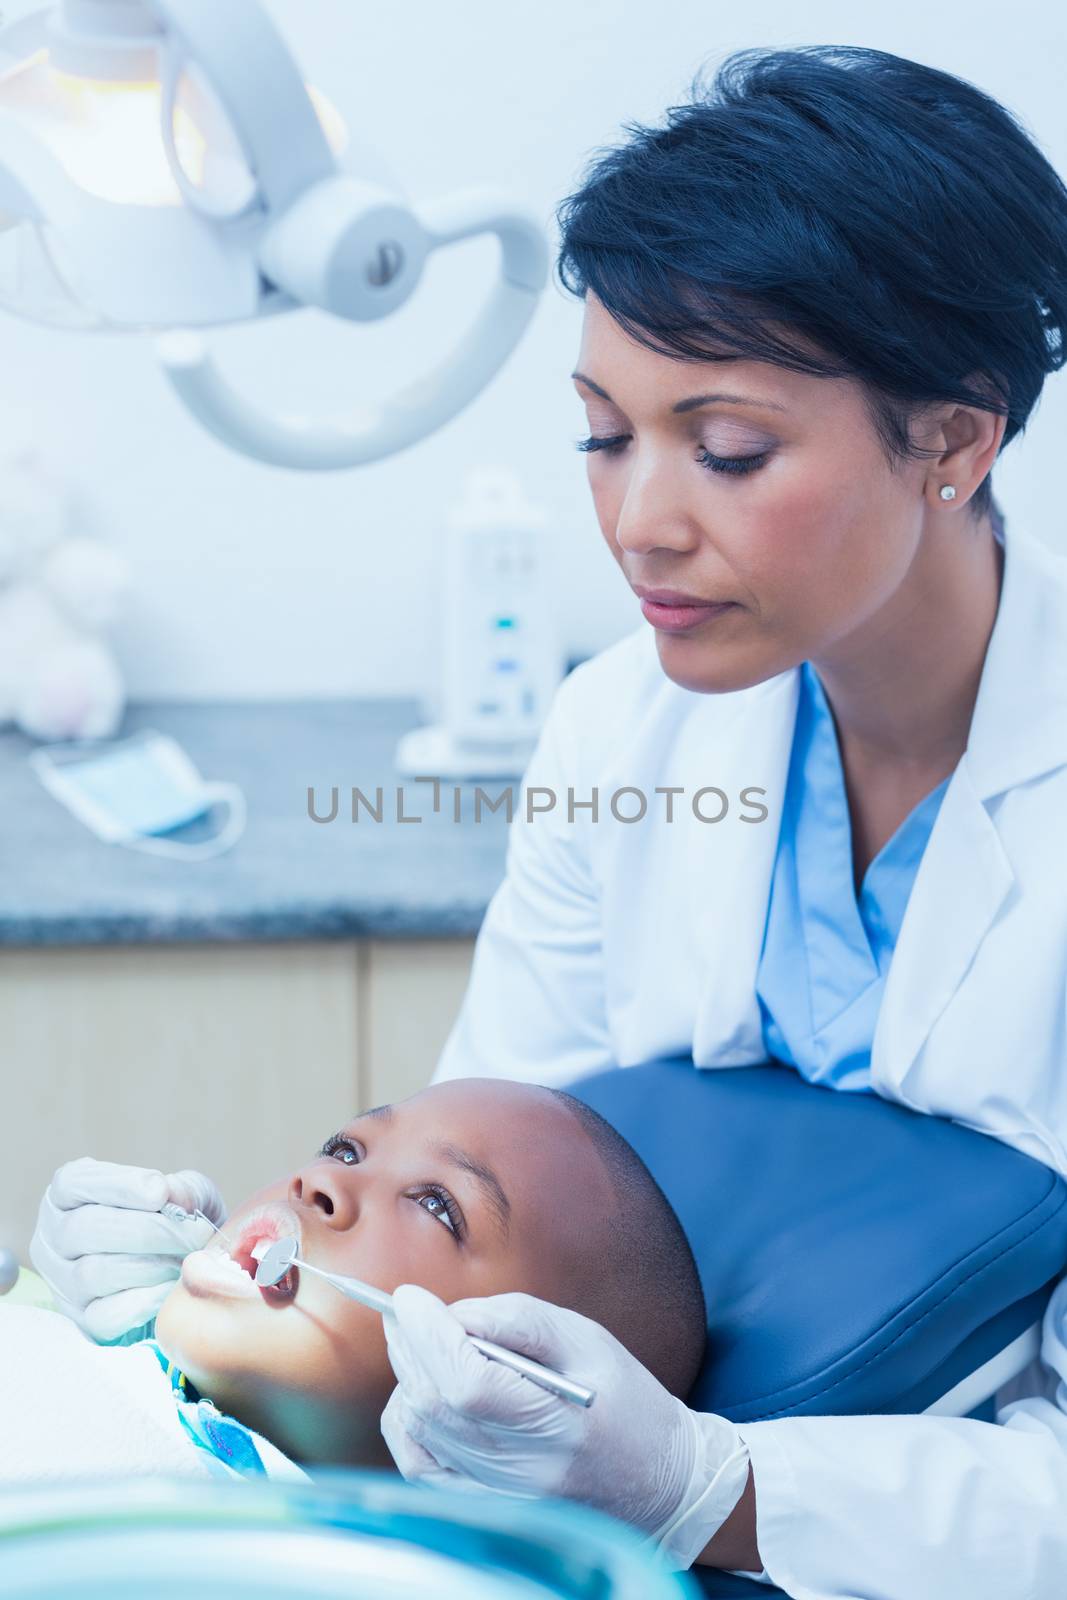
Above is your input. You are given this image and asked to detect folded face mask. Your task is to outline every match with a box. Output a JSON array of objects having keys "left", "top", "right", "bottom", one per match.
[{"left": 30, "top": 730, "right": 246, "bottom": 861}]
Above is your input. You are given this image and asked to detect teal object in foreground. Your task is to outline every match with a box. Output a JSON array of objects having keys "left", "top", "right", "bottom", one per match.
[
  {"left": 756, "top": 658, "right": 951, "bottom": 1089},
  {"left": 0, "top": 1474, "right": 696, "bottom": 1598}
]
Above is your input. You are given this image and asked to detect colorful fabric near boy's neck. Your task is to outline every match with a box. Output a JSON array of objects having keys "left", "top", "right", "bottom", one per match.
[
  {"left": 157, "top": 1348, "right": 201, "bottom": 1405},
  {"left": 145, "top": 1341, "right": 305, "bottom": 1482}
]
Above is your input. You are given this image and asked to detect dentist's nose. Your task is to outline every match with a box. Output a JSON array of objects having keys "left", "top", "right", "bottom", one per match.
[
  {"left": 612, "top": 458, "right": 701, "bottom": 558},
  {"left": 288, "top": 1162, "right": 358, "bottom": 1230}
]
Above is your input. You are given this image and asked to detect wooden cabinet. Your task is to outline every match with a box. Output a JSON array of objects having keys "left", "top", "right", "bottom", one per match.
[{"left": 1, "top": 940, "right": 474, "bottom": 1257}]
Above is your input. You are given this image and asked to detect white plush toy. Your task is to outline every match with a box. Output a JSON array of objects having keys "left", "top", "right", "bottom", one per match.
[{"left": 0, "top": 450, "right": 132, "bottom": 742}]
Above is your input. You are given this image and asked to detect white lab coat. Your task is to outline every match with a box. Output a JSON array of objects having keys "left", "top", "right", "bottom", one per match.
[{"left": 433, "top": 520, "right": 1067, "bottom": 1598}]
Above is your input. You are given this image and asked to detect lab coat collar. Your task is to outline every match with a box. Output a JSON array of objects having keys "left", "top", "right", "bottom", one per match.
[
  {"left": 873, "top": 520, "right": 1067, "bottom": 1097},
  {"left": 962, "top": 523, "right": 1067, "bottom": 800}
]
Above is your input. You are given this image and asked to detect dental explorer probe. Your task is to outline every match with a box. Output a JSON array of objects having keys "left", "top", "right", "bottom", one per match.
[
  {"left": 161, "top": 1203, "right": 221, "bottom": 1236},
  {"left": 254, "top": 1236, "right": 597, "bottom": 1409}
]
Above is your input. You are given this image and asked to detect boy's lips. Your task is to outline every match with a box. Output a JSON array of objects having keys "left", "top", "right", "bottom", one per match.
[
  {"left": 180, "top": 1201, "right": 302, "bottom": 1304},
  {"left": 230, "top": 1202, "right": 302, "bottom": 1272}
]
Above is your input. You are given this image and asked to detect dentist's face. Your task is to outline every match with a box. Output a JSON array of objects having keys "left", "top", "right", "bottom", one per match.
[
  {"left": 573, "top": 291, "right": 951, "bottom": 693},
  {"left": 154, "top": 1079, "right": 617, "bottom": 1468}
]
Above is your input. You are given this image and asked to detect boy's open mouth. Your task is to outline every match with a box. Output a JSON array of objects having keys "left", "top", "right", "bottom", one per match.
[
  {"left": 231, "top": 1203, "right": 301, "bottom": 1302},
  {"left": 180, "top": 1202, "right": 301, "bottom": 1304}
]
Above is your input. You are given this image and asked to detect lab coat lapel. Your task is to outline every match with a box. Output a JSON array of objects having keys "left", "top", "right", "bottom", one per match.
[
  {"left": 872, "top": 524, "right": 1067, "bottom": 1095},
  {"left": 964, "top": 525, "right": 1067, "bottom": 804},
  {"left": 689, "top": 667, "right": 799, "bottom": 1065},
  {"left": 871, "top": 761, "right": 1014, "bottom": 1095}
]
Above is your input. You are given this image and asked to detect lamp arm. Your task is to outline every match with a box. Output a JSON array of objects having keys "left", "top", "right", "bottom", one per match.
[
  {"left": 147, "top": 0, "right": 336, "bottom": 212},
  {"left": 156, "top": 190, "right": 548, "bottom": 470}
]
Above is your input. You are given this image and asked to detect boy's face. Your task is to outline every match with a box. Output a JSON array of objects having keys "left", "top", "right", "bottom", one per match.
[{"left": 154, "top": 1079, "right": 617, "bottom": 1467}]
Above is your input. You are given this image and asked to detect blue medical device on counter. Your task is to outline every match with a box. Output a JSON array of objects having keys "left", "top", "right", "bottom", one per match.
[{"left": 573, "top": 1058, "right": 1067, "bottom": 1599}]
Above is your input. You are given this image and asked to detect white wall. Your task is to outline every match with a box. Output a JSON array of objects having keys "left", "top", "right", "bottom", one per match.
[{"left": 4, "top": 0, "right": 1065, "bottom": 701}]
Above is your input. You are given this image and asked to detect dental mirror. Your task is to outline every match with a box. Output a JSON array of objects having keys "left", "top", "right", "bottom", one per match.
[
  {"left": 254, "top": 1236, "right": 300, "bottom": 1287},
  {"left": 254, "top": 1234, "right": 595, "bottom": 1407}
]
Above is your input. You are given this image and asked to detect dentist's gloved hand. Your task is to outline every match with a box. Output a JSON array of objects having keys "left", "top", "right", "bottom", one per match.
[
  {"left": 380, "top": 1285, "right": 751, "bottom": 1570},
  {"left": 30, "top": 1157, "right": 226, "bottom": 1343}
]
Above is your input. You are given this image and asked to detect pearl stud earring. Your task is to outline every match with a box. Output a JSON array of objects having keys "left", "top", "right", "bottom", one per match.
[{"left": 939, "top": 485, "right": 957, "bottom": 501}]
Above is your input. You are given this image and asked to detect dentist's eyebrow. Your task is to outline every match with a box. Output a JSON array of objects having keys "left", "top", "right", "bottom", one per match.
[
  {"left": 570, "top": 370, "right": 787, "bottom": 414},
  {"left": 430, "top": 1141, "right": 511, "bottom": 1239}
]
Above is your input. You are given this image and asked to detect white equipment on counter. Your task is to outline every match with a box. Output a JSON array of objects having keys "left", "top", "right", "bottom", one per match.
[{"left": 396, "top": 469, "right": 564, "bottom": 781}]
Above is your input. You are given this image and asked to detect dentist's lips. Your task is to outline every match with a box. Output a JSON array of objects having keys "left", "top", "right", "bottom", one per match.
[
  {"left": 179, "top": 1201, "right": 301, "bottom": 1305},
  {"left": 634, "top": 587, "right": 740, "bottom": 634}
]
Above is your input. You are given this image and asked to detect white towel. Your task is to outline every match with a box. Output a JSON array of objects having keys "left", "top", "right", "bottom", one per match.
[{"left": 0, "top": 1307, "right": 215, "bottom": 1484}]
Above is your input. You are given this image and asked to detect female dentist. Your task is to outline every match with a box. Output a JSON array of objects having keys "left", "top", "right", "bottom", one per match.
[{"left": 29, "top": 43, "right": 1067, "bottom": 1599}]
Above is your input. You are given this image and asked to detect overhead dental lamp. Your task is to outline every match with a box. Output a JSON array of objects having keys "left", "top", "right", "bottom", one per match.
[{"left": 0, "top": 0, "right": 548, "bottom": 468}]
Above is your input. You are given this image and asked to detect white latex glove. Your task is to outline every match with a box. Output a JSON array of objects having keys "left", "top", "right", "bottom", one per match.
[
  {"left": 29, "top": 1157, "right": 226, "bottom": 1342},
  {"left": 380, "top": 1285, "right": 751, "bottom": 1570}
]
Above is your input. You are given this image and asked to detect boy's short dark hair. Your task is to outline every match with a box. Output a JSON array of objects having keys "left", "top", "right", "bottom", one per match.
[{"left": 549, "top": 1088, "right": 707, "bottom": 1399}]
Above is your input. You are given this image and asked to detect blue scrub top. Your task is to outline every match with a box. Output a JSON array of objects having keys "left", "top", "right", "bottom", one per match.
[{"left": 755, "top": 660, "right": 952, "bottom": 1092}]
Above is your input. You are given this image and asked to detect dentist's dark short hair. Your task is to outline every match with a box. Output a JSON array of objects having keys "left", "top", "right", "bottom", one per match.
[{"left": 556, "top": 44, "right": 1067, "bottom": 527}]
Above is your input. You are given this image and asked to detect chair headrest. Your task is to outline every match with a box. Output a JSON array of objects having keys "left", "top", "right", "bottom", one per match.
[{"left": 571, "top": 1059, "right": 1067, "bottom": 1420}]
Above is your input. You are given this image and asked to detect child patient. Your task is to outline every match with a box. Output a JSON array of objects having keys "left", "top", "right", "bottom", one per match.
[{"left": 1, "top": 1078, "right": 706, "bottom": 1483}]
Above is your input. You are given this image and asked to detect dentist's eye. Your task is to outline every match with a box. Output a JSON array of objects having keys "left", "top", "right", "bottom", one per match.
[
  {"left": 414, "top": 1186, "right": 464, "bottom": 1239},
  {"left": 575, "top": 433, "right": 629, "bottom": 454},
  {"left": 696, "top": 447, "right": 768, "bottom": 476},
  {"left": 319, "top": 1132, "right": 361, "bottom": 1165},
  {"left": 576, "top": 434, "right": 769, "bottom": 476}
]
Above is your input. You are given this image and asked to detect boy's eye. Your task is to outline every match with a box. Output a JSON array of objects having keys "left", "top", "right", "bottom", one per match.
[
  {"left": 416, "top": 1190, "right": 460, "bottom": 1236},
  {"left": 315, "top": 1134, "right": 464, "bottom": 1240},
  {"left": 319, "top": 1132, "right": 361, "bottom": 1165}
]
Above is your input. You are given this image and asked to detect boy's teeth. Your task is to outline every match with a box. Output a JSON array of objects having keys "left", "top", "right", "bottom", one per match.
[{"left": 250, "top": 1239, "right": 272, "bottom": 1261}]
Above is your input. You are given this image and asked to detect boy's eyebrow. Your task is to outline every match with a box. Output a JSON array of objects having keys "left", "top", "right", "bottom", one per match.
[
  {"left": 430, "top": 1141, "right": 511, "bottom": 1239},
  {"left": 350, "top": 1109, "right": 511, "bottom": 1240},
  {"left": 357, "top": 1104, "right": 394, "bottom": 1124}
]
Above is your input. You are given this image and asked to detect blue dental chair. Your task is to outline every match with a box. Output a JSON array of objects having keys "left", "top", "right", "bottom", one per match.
[{"left": 572, "top": 1058, "right": 1067, "bottom": 1599}]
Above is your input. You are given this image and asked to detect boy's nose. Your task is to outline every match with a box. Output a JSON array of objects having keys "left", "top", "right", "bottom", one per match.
[{"left": 288, "top": 1164, "right": 359, "bottom": 1229}]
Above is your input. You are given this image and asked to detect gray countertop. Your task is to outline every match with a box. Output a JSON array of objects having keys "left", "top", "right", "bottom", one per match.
[{"left": 0, "top": 701, "right": 512, "bottom": 946}]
